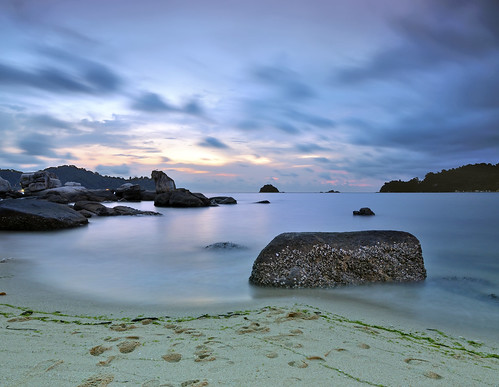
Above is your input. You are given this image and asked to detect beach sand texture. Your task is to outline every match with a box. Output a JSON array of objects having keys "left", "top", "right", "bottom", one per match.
[{"left": 1, "top": 303, "right": 498, "bottom": 386}]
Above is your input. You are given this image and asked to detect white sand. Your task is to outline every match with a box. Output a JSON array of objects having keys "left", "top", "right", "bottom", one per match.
[{"left": 1, "top": 259, "right": 498, "bottom": 386}]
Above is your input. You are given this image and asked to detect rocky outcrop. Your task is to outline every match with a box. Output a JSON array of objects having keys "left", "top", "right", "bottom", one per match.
[
  {"left": 115, "top": 183, "right": 142, "bottom": 202},
  {"left": 0, "top": 177, "right": 12, "bottom": 193},
  {"left": 154, "top": 189, "right": 211, "bottom": 207},
  {"left": 259, "top": 184, "right": 279, "bottom": 193},
  {"left": 20, "top": 171, "right": 61, "bottom": 194},
  {"left": 152, "top": 170, "right": 176, "bottom": 193},
  {"left": 209, "top": 196, "right": 237, "bottom": 205},
  {"left": 249, "top": 231, "right": 426, "bottom": 288},
  {"left": 0, "top": 177, "right": 21, "bottom": 199},
  {"left": 36, "top": 186, "right": 117, "bottom": 203},
  {"left": 0, "top": 198, "right": 88, "bottom": 230},
  {"left": 353, "top": 207, "right": 375, "bottom": 216},
  {"left": 73, "top": 201, "right": 161, "bottom": 216}
]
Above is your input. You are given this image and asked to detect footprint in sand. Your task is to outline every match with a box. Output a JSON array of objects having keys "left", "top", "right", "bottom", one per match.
[
  {"left": 162, "top": 353, "right": 182, "bottom": 363},
  {"left": 288, "top": 360, "right": 308, "bottom": 368},
  {"left": 89, "top": 345, "right": 111, "bottom": 356},
  {"left": 110, "top": 323, "right": 137, "bottom": 332},
  {"left": 181, "top": 380, "right": 209, "bottom": 387},
  {"left": 97, "top": 356, "right": 116, "bottom": 367},
  {"left": 78, "top": 373, "right": 114, "bottom": 387},
  {"left": 117, "top": 340, "right": 141, "bottom": 353},
  {"left": 194, "top": 345, "right": 216, "bottom": 362}
]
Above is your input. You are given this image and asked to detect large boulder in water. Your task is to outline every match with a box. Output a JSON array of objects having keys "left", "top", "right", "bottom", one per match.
[
  {"left": 249, "top": 231, "right": 426, "bottom": 288},
  {"left": 152, "top": 170, "right": 176, "bottom": 193},
  {"left": 115, "top": 183, "right": 142, "bottom": 202},
  {"left": 154, "top": 189, "right": 210, "bottom": 207},
  {"left": 0, "top": 198, "right": 88, "bottom": 230}
]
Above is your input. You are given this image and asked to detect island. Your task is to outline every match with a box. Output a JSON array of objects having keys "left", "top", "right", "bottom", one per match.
[{"left": 379, "top": 163, "right": 499, "bottom": 192}]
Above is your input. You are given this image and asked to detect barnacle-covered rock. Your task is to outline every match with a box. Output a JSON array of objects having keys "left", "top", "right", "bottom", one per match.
[{"left": 249, "top": 231, "right": 426, "bottom": 288}]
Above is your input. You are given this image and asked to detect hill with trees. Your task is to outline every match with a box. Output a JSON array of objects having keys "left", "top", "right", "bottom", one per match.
[
  {"left": 379, "top": 163, "right": 499, "bottom": 192},
  {"left": 0, "top": 165, "right": 155, "bottom": 190}
]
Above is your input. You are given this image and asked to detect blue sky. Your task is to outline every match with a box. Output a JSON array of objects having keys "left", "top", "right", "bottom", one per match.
[{"left": 1, "top": 0, "right": 498, "bottom": 192}]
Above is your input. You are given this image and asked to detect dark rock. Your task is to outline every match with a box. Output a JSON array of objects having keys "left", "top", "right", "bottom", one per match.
[
  {"left": 140, "top": 190, "right": 156, "bottom": 201},
  {"left": 35, "top": 187, "right": 117, "bottom": 203},
  {"left": 259, "top": 184, "right": 279, "bottom": 193},
  {"left": 78, "top": 209, "right": 95, "bottom": 218},
  {"left": 73, "top": 201, "right": 161, "bottom": 216},
  {"left": 0, "top": 198, "right": 88, "bottom": 230},
  {"left": 74, "top": 201, "right": 114, "bottom": 216},
  {"left": 205, "top": 242, "right": 247, "bottom": 250},
  {"left": 111, "top": 206, "right": 161, "bottom": 216},
  {"left": 20, "top": 171, "right": 61, "bottom": 194},
  {"left": 0, "top": 177, "right": 12, "bottom": 193},
  {"left": 151, "top": 170, "right": 176, "bottom": 193},
  {"left": 154, "top": 189, "right": 210, "bottom": 207},
  {"left": 255, "top": 200, "right": 270, "bottom": 204},
  {"left": 353, "top": 207, "right": 375, "bottom": 216},
  {"left": 115, "top": 183, "right": 142, "bottom": 202},
  {"left": 249, "top": 231, "right": 426, "bottom": 288},
  {"left": 209, "top": 196, "right": 237, "bottom": 205}
]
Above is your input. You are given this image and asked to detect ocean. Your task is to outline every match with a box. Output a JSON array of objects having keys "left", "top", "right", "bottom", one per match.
[{"left": 1, "top": 193, "right": 498, "bottom": 339}]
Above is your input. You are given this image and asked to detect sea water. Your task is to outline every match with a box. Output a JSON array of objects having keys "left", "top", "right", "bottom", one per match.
[{"left": 1, "top": 193, "right": 498, "bottom": 338}]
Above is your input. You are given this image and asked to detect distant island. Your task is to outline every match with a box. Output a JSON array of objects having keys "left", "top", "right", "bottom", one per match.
[
  {"left": 259, "top": 184, "right": 279, "bottom": 193},
  {"left": 0, "top": 165, "right": 155, "bottom": 191},
  {"left": 380, "top": 163, "right": 499, "bottom": 192}
]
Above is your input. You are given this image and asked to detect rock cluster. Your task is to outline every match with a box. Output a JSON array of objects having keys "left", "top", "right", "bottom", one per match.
[
  {"left": 20, "top": 171, "right": 61, "bottom": 194},
  {"left": 249, "top": 231, "right": 426, "bottom": 288}
]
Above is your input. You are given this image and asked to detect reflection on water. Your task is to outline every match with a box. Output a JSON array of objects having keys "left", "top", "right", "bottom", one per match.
[{"left": 1, "top": 193, "right": 498, "bottom": 336}]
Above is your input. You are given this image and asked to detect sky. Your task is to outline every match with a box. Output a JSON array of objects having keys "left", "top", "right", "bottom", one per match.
[{"left": 1, "top": 0, "right": 498, "bottom": 192}]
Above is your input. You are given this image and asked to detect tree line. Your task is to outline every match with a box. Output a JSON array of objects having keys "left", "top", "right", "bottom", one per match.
[{"left": 379, "top": 163, "right": 499, "bottom": 192}]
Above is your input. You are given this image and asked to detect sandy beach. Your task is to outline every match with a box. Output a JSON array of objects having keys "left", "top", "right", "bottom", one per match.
[{"left": 1, "top": 259, "right": 498, "bottom": 386}]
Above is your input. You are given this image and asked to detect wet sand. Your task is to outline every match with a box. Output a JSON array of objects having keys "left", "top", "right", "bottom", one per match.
[{"left": 1, "top": 259, "right": 498, "bottom": 386}]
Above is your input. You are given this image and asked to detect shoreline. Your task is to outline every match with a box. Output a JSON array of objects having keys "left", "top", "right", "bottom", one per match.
[{"left": 1, "top": 259, "right": 499, "bottom": 386}]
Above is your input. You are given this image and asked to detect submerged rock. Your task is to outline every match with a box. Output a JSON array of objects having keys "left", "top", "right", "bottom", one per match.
[
  {"left": 249, "top": 231, "right": 426, "bottom": 288},
  {"left": 205, "top": 242, "right": 247, "bottom": 250},
  {"left": 0, "top": 198, "right": 88, "bottom": 230},
  {"left": 209, "top": 196, "right": 237, "bottom": 205}
]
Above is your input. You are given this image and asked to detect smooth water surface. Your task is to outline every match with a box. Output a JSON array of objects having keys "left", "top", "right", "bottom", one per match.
[{"left": 1, "top": 193, "right": 498, "bottom": 337}]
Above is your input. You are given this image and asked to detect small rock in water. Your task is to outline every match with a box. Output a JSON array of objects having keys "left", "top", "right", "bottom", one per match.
[
  {"left": 205, "top": 242, "right": 247, "bottom": 250},
  {"left": 353, "top": 207, "right": 375, "bottom": 216}
]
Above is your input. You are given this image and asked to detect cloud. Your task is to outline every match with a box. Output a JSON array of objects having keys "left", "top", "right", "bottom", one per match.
[
  {"left": 252, "top": 65, "right": 316, "bottom": 100},
  {"left": 295, "top": 143, "right": 329, "bottom": 153},
  {"left": 131, "top": 92, "right": 204, "bottom": 116},
  {"left": 0, "top": 53, "right": 123, "bottom": 95},
  {"left": 198, "top": 136, "right": 230, "bottom": 149},
  {"left": 131, "top": 92, "right": 176, "bottom": 112},
  {"left": 333, "top": 1, "right": 499, "bottom": 85},
  {"left": 17, "top": 133, "right": 60, "bottom": 157},
  {"left": 22, "top": 114, "right": 73, "bottom": 130}
]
